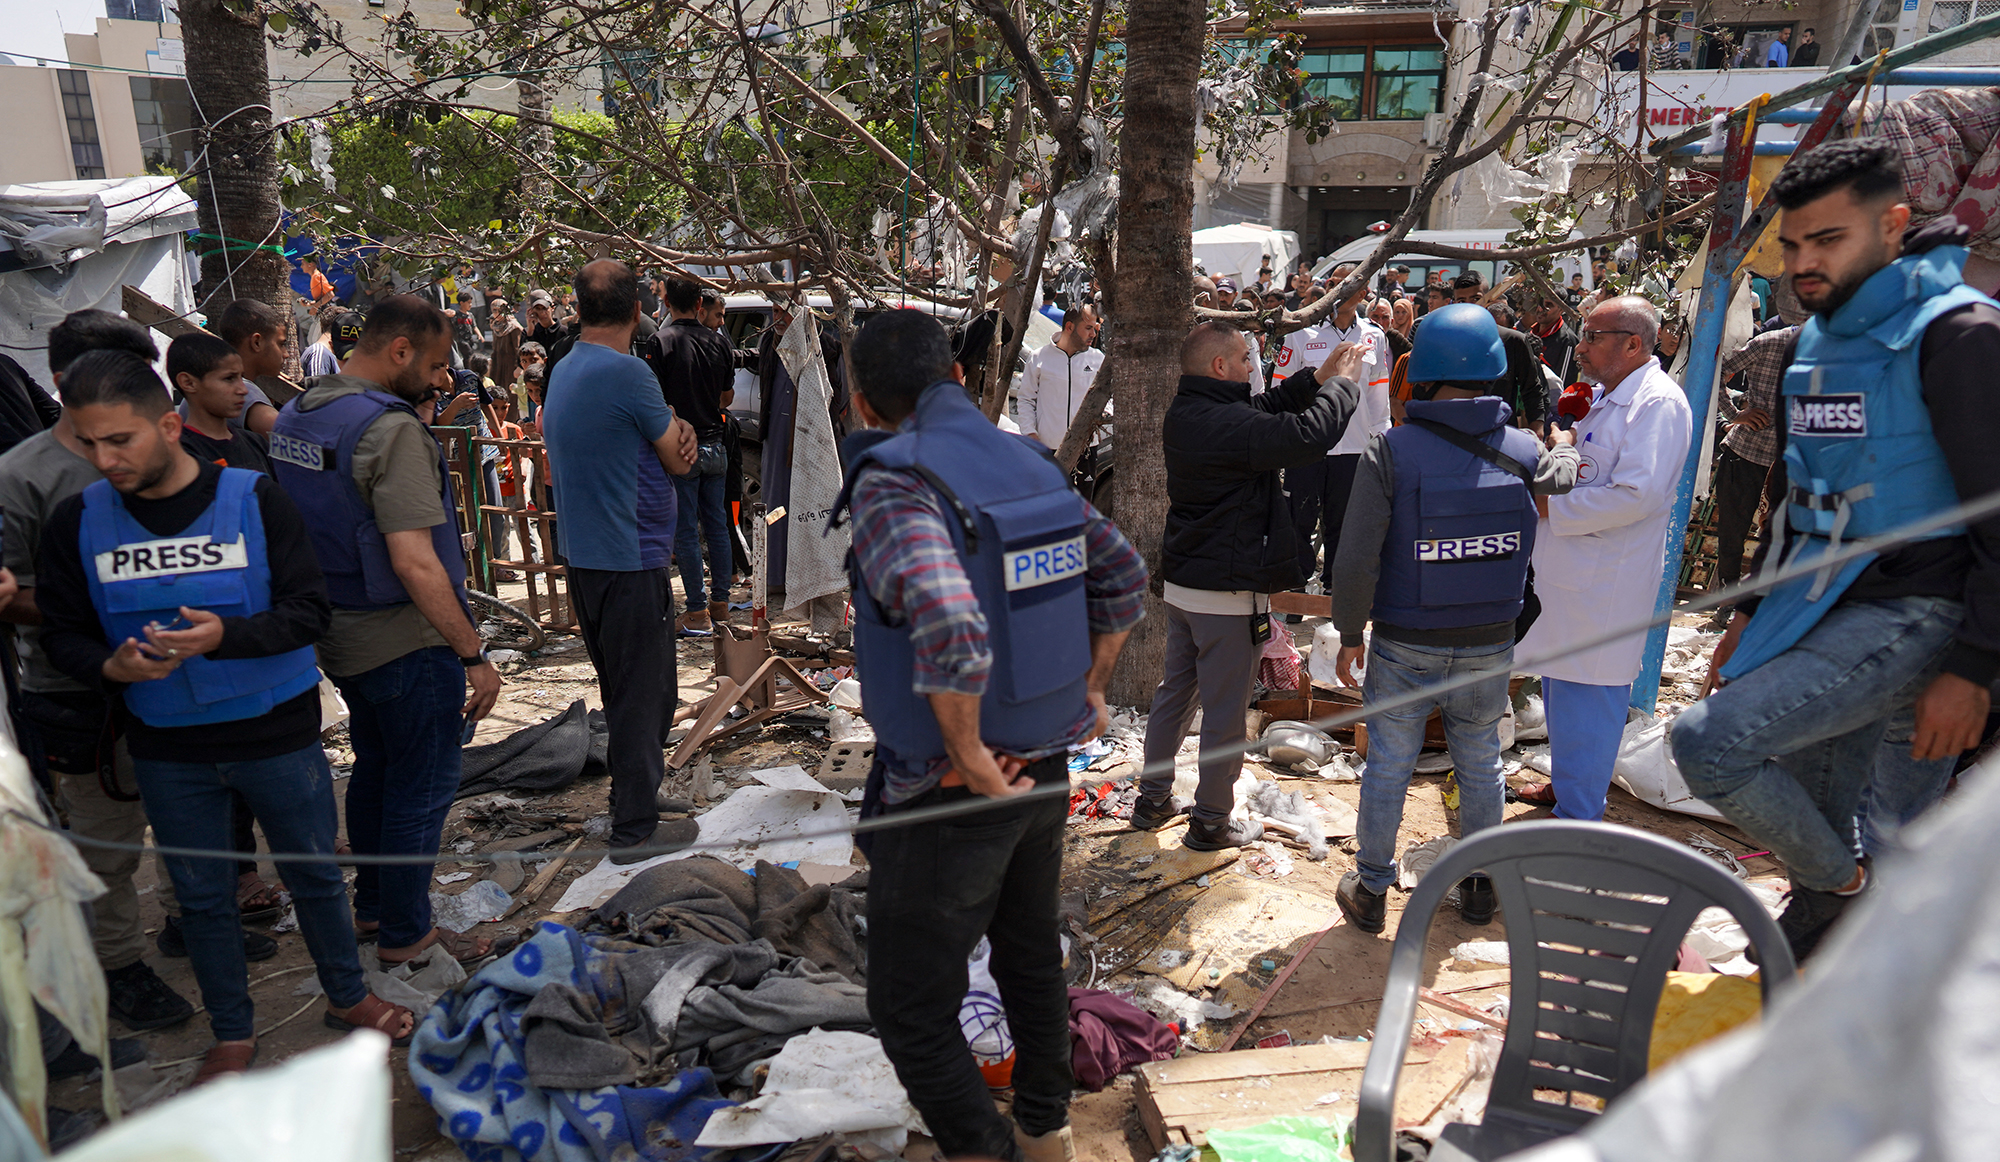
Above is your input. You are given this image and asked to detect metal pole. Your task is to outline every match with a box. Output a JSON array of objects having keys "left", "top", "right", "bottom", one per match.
[
  {"left": 750, "top": 501, "right": 769, "bottom": 628},
  {"left": 1634, "top": 81, "right": 1863, "bottom": 711},
  {"left": 1632, "top": 112, "right": 1753, "bottom": 714}
]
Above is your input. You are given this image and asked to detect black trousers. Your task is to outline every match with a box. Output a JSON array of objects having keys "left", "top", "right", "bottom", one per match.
[
  {"left": 1712, "top": 445, "right": 1772, "bottom": 588},
  {"left": 1286, "top": 453, "right": 1362, "bottom": 589},
  {"left": 866, "top": 755, "right": 1072, "bottom": 1159},
  {"left": 569, "top": 567, "right": 677, "bottom": 846}
]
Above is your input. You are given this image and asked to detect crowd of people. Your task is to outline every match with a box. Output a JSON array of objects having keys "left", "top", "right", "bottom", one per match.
[{"left": 0, "top": 136, "right": 1996, "bottom": 1161}]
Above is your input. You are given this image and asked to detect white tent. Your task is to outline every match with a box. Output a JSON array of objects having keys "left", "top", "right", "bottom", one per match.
[
  {"left": 1192, "top": 222, "right": 1301, "bottom": 286},
  {"left": 0, "top": 176, "right": 199, "bottom": 385}
]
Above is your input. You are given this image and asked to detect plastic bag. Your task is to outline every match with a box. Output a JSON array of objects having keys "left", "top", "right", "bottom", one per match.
[
  {"left": 961, "top": 937, "right": 1014, "bottom": 1085},
  {"left": 62, "top": 1032, "right": 391, "bottom": 1162},
  {"left": 1307, "top": 623, "right": 1348, "bottom": 689},
  {"left": 1612, "top": 717, "right": 1725, "bottom": 821},
  {"left": 1206, "top": 1115, "right": 1351, "bottom": 1162}
]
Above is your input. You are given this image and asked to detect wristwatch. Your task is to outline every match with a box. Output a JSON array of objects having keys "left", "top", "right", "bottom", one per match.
[{"left": 460, "top": 649, "right": 489, "bottom": 668}]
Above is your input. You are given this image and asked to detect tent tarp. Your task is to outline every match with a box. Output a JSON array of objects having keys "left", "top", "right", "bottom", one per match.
[
  {"left": 0, "top": 177, "right": 196, "bottom": 387},
  {"left": 1193, "top": 223, "right": 1300, "bottom": 285}
]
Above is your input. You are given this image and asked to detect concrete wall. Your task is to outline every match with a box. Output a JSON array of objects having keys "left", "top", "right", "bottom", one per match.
[{"left": 0, "top": 68, "right": 83, "bottom": 185}]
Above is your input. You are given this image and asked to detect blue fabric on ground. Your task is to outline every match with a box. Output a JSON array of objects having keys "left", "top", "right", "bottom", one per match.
[{"left": 410, "top": 921, "right": 736, "bottom": 1162}]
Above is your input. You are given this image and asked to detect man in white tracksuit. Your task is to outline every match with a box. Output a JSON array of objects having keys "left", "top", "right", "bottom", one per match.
[
  {"left": 1017, "top": 306, "right": 1106, "bottom": 450},
  {"left": 1515, "top": 295, "right": 1692, "bottom": 819}
]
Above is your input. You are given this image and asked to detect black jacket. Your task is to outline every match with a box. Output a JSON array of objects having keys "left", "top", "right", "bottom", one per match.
[{"left": 1161, "top": 368, "right": 1357, "bottom": 593}]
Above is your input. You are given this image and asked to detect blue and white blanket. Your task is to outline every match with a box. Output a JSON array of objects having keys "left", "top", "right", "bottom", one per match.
[{"left": 411, "top": 922, "right": 737, "bottom": 1162}]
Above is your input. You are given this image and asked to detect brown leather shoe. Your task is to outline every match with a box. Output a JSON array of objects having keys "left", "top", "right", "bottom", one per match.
[
  {"left": 708, "top": 600, "right": 730, "bottom": 627},
  {"left": 677, "top": 607, "right": 711, "bottom": 635}
]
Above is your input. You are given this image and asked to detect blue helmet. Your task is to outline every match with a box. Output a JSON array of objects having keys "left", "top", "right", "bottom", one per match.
[{"left": 1407, "top": 303, "right": 1507, "bottom": 383}]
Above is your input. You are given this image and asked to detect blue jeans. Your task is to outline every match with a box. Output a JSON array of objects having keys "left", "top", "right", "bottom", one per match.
[
  {"left": 1543, "top": 678, "right": 1634, "bottom": 821},
  {"left": 672, "top": 470, "right": 732, "bottom": 611},
  {"left": 133, "top": 744, "right": 366, "bottom": 1040},
  {"left": 333, "top": 647, "right": 466, "bottom": 948},
  {"left": 1357, "top": 637, "right": 1512, "bottom": 894},
  {"left": 1670, "top": 596, "right": 1963, "bottom": 892}
]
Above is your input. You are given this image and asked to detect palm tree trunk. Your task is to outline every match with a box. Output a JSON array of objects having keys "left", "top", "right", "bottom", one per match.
[
  {"left": 1105, "top": 0, "right": 1205, "bottom": 705},
  {"left": 182, "top": 0, "right": 291, "bottom": 337}
]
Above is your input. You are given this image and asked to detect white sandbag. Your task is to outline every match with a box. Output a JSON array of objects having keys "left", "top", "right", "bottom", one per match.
[
  {"left": 695, "top": 1029, "right": 926, "bottom": 1151},
  {"left": 63, "top": 1032, "right": 391, "bottom": 1162},
  {"left": 1611, "top": 716, "right": 1725, "bottom": 821}
]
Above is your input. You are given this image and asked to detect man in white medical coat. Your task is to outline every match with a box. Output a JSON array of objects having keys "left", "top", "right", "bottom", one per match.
[{"left": 1516, "top": 296, "right": 1692, "bottom": 819}]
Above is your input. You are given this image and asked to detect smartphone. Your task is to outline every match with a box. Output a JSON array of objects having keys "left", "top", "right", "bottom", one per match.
[{"left": 461, "top": 715, "right": 478, "bottom": 745}]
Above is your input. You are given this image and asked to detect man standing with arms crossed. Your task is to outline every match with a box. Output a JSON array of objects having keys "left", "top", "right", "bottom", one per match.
[
  {"left": 835, "top": 311, "right": 1145, "bottom": 1161},
  {"left": 1514, "top": 296, "right": 1692, "bottom": 819},
  {"left": 1674, "top": 141, "right": 2000, "bottom": 960},
  {"left": 542, "top": 261, "right": 698, "bottom": 864},
  {"left": 269, "top": 296, "right": 502, "bottom": 965},
  {"left": 647, "top": 277, "right": 734, "bottom": 637}
]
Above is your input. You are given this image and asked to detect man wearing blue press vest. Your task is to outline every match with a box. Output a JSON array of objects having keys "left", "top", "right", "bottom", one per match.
[
  {"left": 834, "top": 310, "right": 1146, "bottom": 1162},
  {"left": 1674, "top": 139, "right": 2000, "bottom": 961},
  {"left": 37, "top": 350, "right": 415, "bottom": 1084},
  {"left": 1325, "top": 305, "right": 1579, "bottom": 933},
  {"left": 270, "top": 295, "right": 500, "bottom": 966}
]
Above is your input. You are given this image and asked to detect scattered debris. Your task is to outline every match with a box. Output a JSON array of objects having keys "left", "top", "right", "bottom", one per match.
[{"left": 1398, "top": 836, "right": 1460, "bottom": 889}]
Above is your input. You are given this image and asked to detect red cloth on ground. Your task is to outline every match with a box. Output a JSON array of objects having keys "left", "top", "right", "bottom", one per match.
[{"left": 1067, "top": 987, "right": 1178, "bottom": 1091}]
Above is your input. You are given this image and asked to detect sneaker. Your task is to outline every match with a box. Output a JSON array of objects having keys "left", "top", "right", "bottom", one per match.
[
  {"left": 47, "top": 1107, "right": 100, "bottom": 1151},
  {"left": 609, "top": 818, "right": 700, "bottom": 866},
  {"left": 1014, "top": 1125, "right": 1076, "bottom": 1162},
  {"left": 1129, "top": 794, "right": 1192, "bottom": 832},
  {"left": 1337, "top": 871, "right": 1387, "bottom": 934},
  {"left": 156, "top": 915, "right": 279, "bottom": 962},
  {"left": 1458, "top": 874, "right": 1497, "bottom": 926},
  {"left": 677, "top": 607, "right": 712, "bottom": 637},
  {"left": 1771, "top": 884, "right": 1856, "bottom": 963},
  {"left": 104, "top": 961, "right": 194, "bottom": 1032},
  {"left": 1183, "top": 815, "right": 1263, "bottom": 852},
  {"left": 47, "top": 1036, "right": 147, "bottom": 1081}
]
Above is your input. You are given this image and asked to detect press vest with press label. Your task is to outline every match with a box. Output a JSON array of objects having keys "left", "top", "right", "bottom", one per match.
[
  {"left": 269, "top": 387, "right": 471, "bottom": 618},
  {"left": 1371, "top": 396, "right": 1539, "bottom": 631},
  {"left": 78, "top": 468, "right": 320, "bottom": 728},
  {"left": 833, "top": 382, "right": 1092, "bottom": 765},
  {"left": 1722, "top": 244, "right": 1987, "bottom": 679}
]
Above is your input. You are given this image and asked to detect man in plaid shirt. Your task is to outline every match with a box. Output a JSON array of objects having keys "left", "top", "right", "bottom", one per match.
[
  {"left": 839, "top": 310, "right": 1144, "bottom": 1162},
  {"left": 1714, "top": 324, "right": 1795, "bottom": 596}
]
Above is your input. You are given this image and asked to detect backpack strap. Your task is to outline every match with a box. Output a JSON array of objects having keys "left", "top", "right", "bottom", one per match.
[{"left": 1407, "top": 418, "right": 1536, "bottom": 486}]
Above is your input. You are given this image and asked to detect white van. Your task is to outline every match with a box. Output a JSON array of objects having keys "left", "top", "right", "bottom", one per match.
[{"left": 1309, "top": 229, "right": 1592, "bottom": 296}]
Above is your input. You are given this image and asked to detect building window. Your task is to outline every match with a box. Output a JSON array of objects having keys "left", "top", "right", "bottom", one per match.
[
  {"left": 1301, "top": 49, "right": 1366, "bottom": 120},
  {"left": 1371, "top": 47, "right": 1445, "bottom": 120},
  {"left": 1928, "top": 0, "right": 2000, "bottom": 33},
  {"left": 58, "top": 70, "right": 107, "bottom": 180},
  {"left": 1299, "top": 45, "right": 1444, "bottom": 122},
  {"left": 107, "top": 0, "right": 168, "bottom": 20},
  {"left": 129, "top": 76, "right": 196, "bottom": 172}
]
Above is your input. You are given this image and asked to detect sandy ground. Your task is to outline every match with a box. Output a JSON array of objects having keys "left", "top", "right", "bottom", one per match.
[{"left": 43, "top": 591, "right": 1776, "bottom": 1159}]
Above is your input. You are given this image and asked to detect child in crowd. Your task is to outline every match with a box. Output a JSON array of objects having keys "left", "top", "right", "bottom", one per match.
[
  {"left": 212, "top": 298, "right": 295, "bottom": 431},
  {"left": 169, "top": 332, "right": 271, "bottom": 474}
]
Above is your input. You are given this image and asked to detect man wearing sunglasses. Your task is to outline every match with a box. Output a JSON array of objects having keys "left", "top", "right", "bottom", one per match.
[{"left": 1514, "top": 295, "right": 1692, "bottom": 820}]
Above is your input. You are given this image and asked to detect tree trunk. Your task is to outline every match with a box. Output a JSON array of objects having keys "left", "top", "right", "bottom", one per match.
[
  {"left": 182, "top": 0, "right": 292, "bottom": 356},
  {"left": 1105, "top": 0, "right": 1204, "bottom": 706}
]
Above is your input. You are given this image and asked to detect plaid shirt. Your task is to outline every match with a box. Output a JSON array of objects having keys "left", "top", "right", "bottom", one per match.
[
  {"left": 1719, "top": 326, "right": 1794, "bottom": 468},
  {"left": 849, "top": 453, "right": 1147, "bottom": 802}
]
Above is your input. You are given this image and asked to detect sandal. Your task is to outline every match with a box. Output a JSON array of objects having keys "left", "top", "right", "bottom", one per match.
[
  {"left": 237, "top": 873, "right": 285, "bottom": 924},
  {"left": 193, "top": 1040, "right": 257, "bottom": 1086},
  {"left": 378, "top": 926, "right": 494, "bottom": 968},
  {"left": 324, "top": 993, "right": 416, "bottom": 1048}
]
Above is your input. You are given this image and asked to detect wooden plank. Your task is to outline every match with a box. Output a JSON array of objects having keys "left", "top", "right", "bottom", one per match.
[
  {"left": 122, "top": 284, "right": 213, "bottom": 339},
  {"left": 1269, "top": 591, "right": 1332, "bottom": 617},
  {"left": 1133, "top": 1040, "right": 1446, "bottom": 1149}
]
